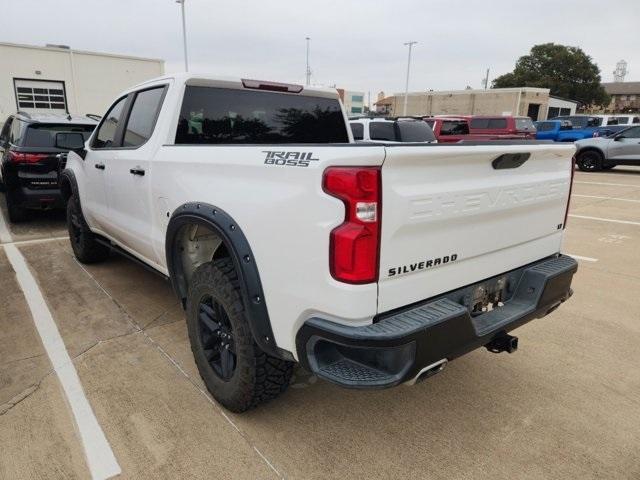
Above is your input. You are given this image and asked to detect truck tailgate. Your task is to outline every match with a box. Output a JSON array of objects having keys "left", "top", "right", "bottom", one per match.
[{"left": 378, "top": 143, "right": 575, "bottom": 313}]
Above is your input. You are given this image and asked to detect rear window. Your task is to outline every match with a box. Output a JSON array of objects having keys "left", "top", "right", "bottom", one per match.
[
  {"left": 369, "top": 122, "right": 395, "bottom": 141},
  {"left": 535, "top": 122, "right": 555, "bottom": 132},
  {"left": 23, "top": 123, "right": 95, "bottom": 148},
  {"left": 515, "top": 117, "right": 535, "bottom": 131},
  {"left": 397, "top": 121, "right": 436, "bottom": 142},
  {"left": 350, "top": 122, "right": 364, "bottom": 140},
  {"left": 175, "top": 86, "right": 349, "bottom": 144}
]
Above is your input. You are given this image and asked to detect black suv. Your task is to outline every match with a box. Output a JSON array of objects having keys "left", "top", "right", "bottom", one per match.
[{"left": 0, "top": 112, "right": 97, "bottom": 222}]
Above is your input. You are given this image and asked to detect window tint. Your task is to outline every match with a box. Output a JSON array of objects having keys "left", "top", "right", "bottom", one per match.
[
  {"left": 615, "top": 117, "right": 628, "bottom": 125},
  {"left": 515, "top": 117, "right": 535, "bottom": 130},
  {"left": 606, "top": 117, "right": 619, "bottom": 125},
  {"left": 397, "top": 121, "right": 436, "bottom": 142},
  {"left": 633, "top": 117, "right": 640, "bottom": 124},
  {"left": 470, "top": 118, "right": 489, "bottom": 129},
  {"left": 93, "top": 96, "right": 127, "bottom": 148},
  {"left": 123, "top": 87, "right": 165, "bottom": 147},
  {"left": 24, "top": 124, "right": 94, "bottom": 148},
  {"left": 622, "top": 127, "right": 640, "bottom": 138},
  {"left": 350, "top": 122, "right": 364, "bottom": 140},
  {"left": 535, "top": 122, "right": 555, "bottom": 132},
  {"left": 175, "top": 86, "right": 348, "bottom": 144},
  {"left": 487, "top": 118, "right": 507, "bottom": 129},
  {"left": 10, "top": 118, "right": 27, "bottom": 145},
  {"left": 440, "top": 120, "right": 469, "bottom": 135},
  {"left": 369, "top": 122, "right": 395, "bottom": 141}
]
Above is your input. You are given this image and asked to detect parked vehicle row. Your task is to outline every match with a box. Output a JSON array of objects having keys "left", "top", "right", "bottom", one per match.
[{"left": 50, "top": 73, "right": 577, "bottom": 412}]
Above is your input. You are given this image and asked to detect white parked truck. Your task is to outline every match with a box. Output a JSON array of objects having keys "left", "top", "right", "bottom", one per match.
[{"left": 58, "top": 73, "right": 578, "bottom": 412}]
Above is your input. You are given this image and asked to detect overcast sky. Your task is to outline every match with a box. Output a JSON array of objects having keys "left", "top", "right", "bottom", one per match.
[{"left": 3, "top": 0, "right": 640, "bottom": 105}]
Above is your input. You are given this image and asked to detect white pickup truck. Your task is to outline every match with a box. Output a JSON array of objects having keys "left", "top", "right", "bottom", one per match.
[{"left": 58, "top": 73, "right": 577, "bottom": 412}]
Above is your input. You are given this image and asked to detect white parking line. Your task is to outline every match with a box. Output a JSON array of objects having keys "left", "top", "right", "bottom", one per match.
[
  {"left": 573, "top": 194, "right": 640, "bottom": 204},
  {"left": 574, "top": 181, "right": 640, "bottom": 188},
  {"left": 0, "top": 208, "right": 120, "bottom": 479},
  {"left": 565, "top": 254, "right": 598, "bottom": 263},
  {"left": 0, "top": 212, "right": 12, "bottom": 244},
  {"left": 569, "top": 214, "right": 640, "bottom": 227}
]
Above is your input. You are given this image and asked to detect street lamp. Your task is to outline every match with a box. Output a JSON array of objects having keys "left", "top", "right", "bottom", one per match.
[
  {"left": 305, "top": 37, "right": 311, "bottom": 86},
  {"left": 176, "top": 0, "right": 189, "bottom": 71},
  {"left": 403, "top": 41, "right": 417, "bottom": 116}
]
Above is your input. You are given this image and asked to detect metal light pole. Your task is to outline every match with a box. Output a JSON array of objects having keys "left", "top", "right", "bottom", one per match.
[
  {"left": 403, "top": 41, "right": 417, "bottom": 116},
  {"left": 305, "top": 37, "right": 311, "bottom": 86},
  {"left": 176, "top": 0, "right": 189, "bottom": 71}
]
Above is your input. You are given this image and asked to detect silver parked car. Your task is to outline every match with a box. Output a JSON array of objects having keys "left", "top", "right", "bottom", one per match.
[{"left": 575, "top": 125, "right": 640, "bottom": 171}]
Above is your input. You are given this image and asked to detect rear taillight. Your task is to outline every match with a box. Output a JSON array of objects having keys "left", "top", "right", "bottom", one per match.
[
  {"left": 8, "top": 151, "right": 48, "bottom": 164},
  {"left": 563, "top": 155, "right": 576, "bottom": 229},
  {"left": 323, "top": 167, "right": 381, "bottom": 284}
]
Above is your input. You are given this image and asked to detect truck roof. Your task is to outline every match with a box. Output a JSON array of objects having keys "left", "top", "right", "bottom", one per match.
[
  {"left": 126, "top": 72, "right": 339, "bottom": 99},
  {"left": 14, "top": 111, "right": 98, "bottom": 125}
]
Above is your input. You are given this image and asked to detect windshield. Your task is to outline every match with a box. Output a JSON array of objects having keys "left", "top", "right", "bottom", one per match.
[
  {"left": 397, "top": 121, "right": 436, "bottom": 142},
  {"left": 23, "top": 123, "right": 95, "bottom": 148},
  {"left": 515, "top": 117, "right": 535, "bottom": 131}
]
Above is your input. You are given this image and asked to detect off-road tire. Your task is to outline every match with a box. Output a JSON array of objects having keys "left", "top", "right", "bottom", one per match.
[
  {"left": 67, "top": 196, "right": 109, "bottom": 263},
  {"left": 577, "top": 150, "right": 603, "bottom": 172},
  {"left": 186, "top": 259, "right": 294, "bottom": 412},
  {"left": 6, "top": 195, "right": 27, "bottom": 223}
]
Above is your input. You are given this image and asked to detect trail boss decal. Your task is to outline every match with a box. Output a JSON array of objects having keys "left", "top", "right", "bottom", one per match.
[
  {"left": 388, "top": 253, "right": 458, "bottom": 277},
  {"left": 263, "top": 151, "right": 319, "bottom": 167}
]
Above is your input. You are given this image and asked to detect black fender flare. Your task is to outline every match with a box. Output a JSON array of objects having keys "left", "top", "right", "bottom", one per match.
[
  {"left": 59, "top": 168, "right": 79, "bottom": 202},
  {"left": 165, "top": 202, "right": 283, "bottom": 359}
]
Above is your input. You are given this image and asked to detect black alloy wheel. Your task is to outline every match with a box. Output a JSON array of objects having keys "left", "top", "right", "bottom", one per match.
[{"left": 198, "top": 297, "right": 236, "bottom": 381}]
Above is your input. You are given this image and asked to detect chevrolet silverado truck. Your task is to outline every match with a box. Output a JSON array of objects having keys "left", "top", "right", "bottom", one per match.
[{"left": 58, "top": 74, "right": 578, "bottom": 412}]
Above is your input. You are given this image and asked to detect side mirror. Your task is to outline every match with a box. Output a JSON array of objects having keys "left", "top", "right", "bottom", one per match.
[
  {"left": 55, "top": 132, "right": 86, "bottom": 158},
  {"left": 614, "top": 135, "right": 625, "bottom": 141}
]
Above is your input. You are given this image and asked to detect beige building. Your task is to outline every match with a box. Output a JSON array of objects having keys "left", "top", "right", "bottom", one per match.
[
  {"left": 375, "top": 87, "right": 577, "bottom": 120},
  {"left": 600, "top": 81, "right": 640, "bottom": 113},
  {"left": 0, "top": 42, "right": 165, "bottom": 121}
]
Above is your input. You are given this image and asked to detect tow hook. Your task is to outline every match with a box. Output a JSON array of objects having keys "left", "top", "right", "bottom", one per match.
[{"left": 485, "top": 333, "right": 518, "bottom": 354}]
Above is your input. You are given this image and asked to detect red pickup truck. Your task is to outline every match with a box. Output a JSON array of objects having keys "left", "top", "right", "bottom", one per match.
[
  {"left": 467, "top": 115, "right": 537, "bottom": 139},
  {"left": 425, "top": 117, "right": 529, "bottom": 143}
]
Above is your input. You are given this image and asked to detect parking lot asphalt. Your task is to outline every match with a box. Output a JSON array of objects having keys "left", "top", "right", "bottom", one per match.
[{"left": 1, "top": 168, "right": 640, "bottom": 479}]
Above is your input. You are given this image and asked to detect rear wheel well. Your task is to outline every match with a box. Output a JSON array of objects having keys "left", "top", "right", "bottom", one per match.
[
  {"left": 175, "top": 223, "right": 231, "bottom": 291},
  {"left": 577, "top": 147, "right": 604, "bottom": 160}
]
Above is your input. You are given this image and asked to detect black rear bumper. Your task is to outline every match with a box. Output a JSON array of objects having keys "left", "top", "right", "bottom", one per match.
[{"left": 296, "top": 254, "right": 578, "bottom": 389}]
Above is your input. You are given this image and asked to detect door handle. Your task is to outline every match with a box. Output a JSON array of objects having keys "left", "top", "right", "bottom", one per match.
[
  {"left": 130, "top": 167, "right": 145, "bottom": 176},
  {"left": 95, "top": 163, "right": 105, "bottom": 170}
]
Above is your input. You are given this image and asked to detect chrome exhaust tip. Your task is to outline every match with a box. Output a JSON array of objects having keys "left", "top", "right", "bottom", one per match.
[{"left": 405, "top": 358, "right": 448, "bottom": 386}]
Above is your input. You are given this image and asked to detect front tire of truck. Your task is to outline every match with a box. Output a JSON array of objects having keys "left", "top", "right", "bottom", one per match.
[
  {"left": 186, "top": 259, "right": 293, "bottom": 412},
  {"left": 67, "top": 196, "right": 110, "bottom": 263},
  {"left": 576, "top": 150, "right": 603, "bottom": 171}
]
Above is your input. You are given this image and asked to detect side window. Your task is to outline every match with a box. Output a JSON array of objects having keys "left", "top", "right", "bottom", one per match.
[
  {"left": 350, "top": 122, "right": 364, "bottom": 140},
  {"left": 93, "top": 96, "right": 127, "bottom": 149},
  {"left": 9, "top": 118, "right": 25, "bottom": 145},
  {"left": 487, "top": 118, "right": 507, "bottom": 129},
  {"left": 470, "top": 118, "right": 489, "bottom": 129},
  {"left": 622, "top": 127, "right": 640, "bottom": 138},
  {"left": 123, "top": 87, "right": 166, "bottom": 148},
  {"left": 369, "top": 122, "right": 395, "bottom": 141},
  {"left": 0, "top": 117, "right": 13, "bottom": 143}
]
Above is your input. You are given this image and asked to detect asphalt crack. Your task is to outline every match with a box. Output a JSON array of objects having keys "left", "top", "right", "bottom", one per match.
[{"left": 0, "top": 378, "right": 45, "bottom": 416}]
